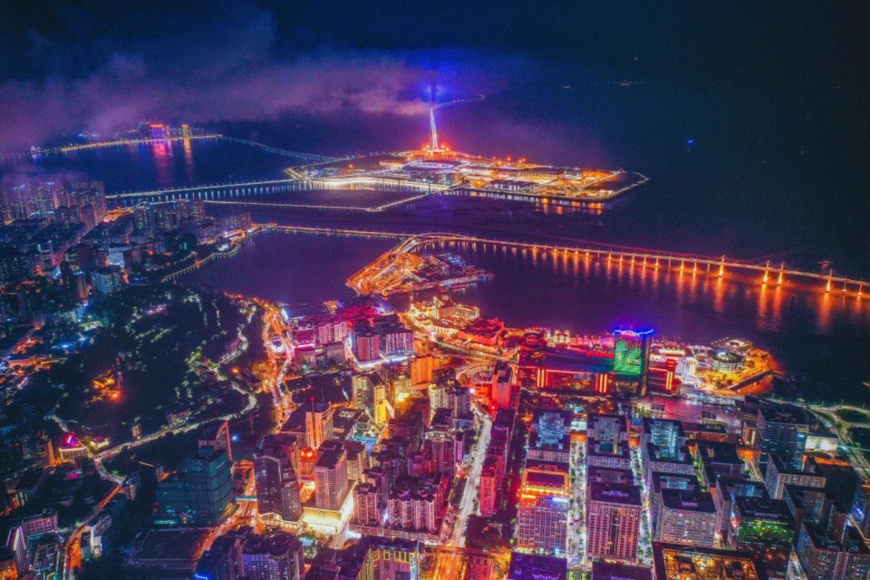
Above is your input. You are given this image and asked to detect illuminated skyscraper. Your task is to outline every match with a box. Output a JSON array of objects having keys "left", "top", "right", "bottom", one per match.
[
  {"left": 241, "top": 532, "right": 304, "bottom": 580},
  {"left": 612, "top": 328, "right": 653, "bottom": 396},
  {"left": 254, "top": 438, "right": 302, "bottom": 522},
  {"left": 305, "top": 402, "right": 333, "bottom": 451},
  {"left": 358, "top": 537, "right": 421, "bottom": 580},
  {"left": 517, "top": 464, "right": 570, "bottom": 556},
  {"left": 587, "top": 482, "right": 643, "bottom": 563},
  {"left": 314, "top": 440, "right": 348, "bottom": 510},
  {"left": 492, "top": 361, "right": 514, "bottom": 408}
]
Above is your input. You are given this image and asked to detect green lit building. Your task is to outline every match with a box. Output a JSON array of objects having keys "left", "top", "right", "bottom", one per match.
[
  {"left": 731, "top": 496, "right": 794, "bottom": 578},
  {"left": 612, "top": 328, "right": 653, "bottom": 397}
]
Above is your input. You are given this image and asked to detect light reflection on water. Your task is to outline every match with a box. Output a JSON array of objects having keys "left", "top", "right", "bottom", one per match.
[{"left": 424, "top": 239, "right": 867, "bottom": 340}]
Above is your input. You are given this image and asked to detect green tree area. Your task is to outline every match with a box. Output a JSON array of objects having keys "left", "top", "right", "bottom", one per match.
[{"left": 52, "top": 285, "right": 253, "bottom": 444}]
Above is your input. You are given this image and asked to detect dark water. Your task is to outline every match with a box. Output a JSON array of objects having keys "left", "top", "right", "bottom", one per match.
[
  {"left": 9, "top": 138, "right": 289, "bottom": 193},
  {"left": 181, "top": 233, "right": 395, "bottom": 306}
]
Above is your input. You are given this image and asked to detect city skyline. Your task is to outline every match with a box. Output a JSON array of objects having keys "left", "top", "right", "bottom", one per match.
[{"left": 0, "top": 3, "right": 867, "bottom": 580}]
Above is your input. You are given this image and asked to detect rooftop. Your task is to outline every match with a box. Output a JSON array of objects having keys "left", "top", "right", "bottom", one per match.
[
  {"left": 591, "top": 561, "right": 653, "bottom": 580},
  {"left": 508, "top": 552, "right": 567, "bottom": 579},
  {"left": 697, "top": 441, "right": 742, "bottom": 465},
  {"left": 589, "top": 482, "right": 642, "bottom": 506},
  {"left": 758, "top": 402, "right": 813, "bottom": 426},
  {"left": 661, "top": 489, "right": 717, "bottom": 513},
  {"left": 715, "top": 475, "right": 769, "bottom": 499},
  {"left": 652, "top": 472, "right": 701, "bottom": 494},
  {"left": 243, "top": 532, "right": 301, "bottom": 557},
  {"left": 652, "top": 542, "right": 768, "bottom": 580},
  {"left": 316, "top": 440, "right": 345, "bottom": 469},
  {"left": 733, "top": 496, "right": 793, "bottom": 522}
]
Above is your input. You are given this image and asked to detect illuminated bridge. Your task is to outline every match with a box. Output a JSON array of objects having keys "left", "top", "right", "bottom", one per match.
[
  {"left": 107, "top": 175, "right": 443, "bottom": 205},
  {"left": 164, "top": 225, "right": 866, "bottom": 296},
  {"left": 384, "top": 232, "right": 869, "bottom": 297},
  {"left": 108, "top": 178, "right": 302, "bottom": 203}
]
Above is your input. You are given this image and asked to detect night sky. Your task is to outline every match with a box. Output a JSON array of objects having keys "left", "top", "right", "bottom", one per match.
[{"left": 0, "top": 1, "right": 865, "bottom": 147}]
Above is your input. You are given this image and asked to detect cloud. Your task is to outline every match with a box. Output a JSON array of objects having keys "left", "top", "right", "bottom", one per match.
[{"left": 0, "top": 2, "right": 511, "bottom": 151}]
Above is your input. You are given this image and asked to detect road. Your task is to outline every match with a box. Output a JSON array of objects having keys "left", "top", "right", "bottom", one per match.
[
  {"left": 451, "top": 406, "right": 492, "bottom": 548},
  {"left": 427, "top": 405, "right": 492, "bottom": 579},
  {"left": 805, "top": 403, "right": 870, "bottom": 480},
  {"left": 567, "top": 439, "right": 587, "bottom": 568},
  {"left": 62, "top": 483, "right": 122, "bottom": 579}
]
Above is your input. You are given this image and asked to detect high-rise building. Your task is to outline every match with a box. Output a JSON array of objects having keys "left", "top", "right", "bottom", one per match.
[
  {"left": 730, "top": 496, "right": 794, "bottom": 578},
  {"left": 1, "top": 526, "right": 26, "bottom": 580},
  {"left": 150, "top": 123, "right": 168, "bottom": 139},
  {"left": 492, "top": 361, "right": 514, "bottom": 409},
  {"left": 314, "top": 440, "right": 349, "bottom": 510},
  {"left": 60, "top": 261, "right": 88, "bottom": 303},
  {"left": 428, "top": 382, "right": 449, "bottom": 421},
  {"left": 376, "top": 317, "right": 414, "bottom": 358},
  {"left": 353, "top": 482, "right": 381, "bottom": 527},
  {"left": 711, "top": 476, "right": 769, "bottom": 547},
  {"left": 517, "top": 463, "right": 570, "bottom": 556},
  {"left": 795, "top": 521, "right": 870, "bottom": 580},
  {"left": 652, "top": 543, "right": 770, "bottom": 580},
  {"left": 241, "top": 532, "right": 304, "bottom": 580},
  {"left": 410, "top": 355, "right": 437, "bottom": 385},
  {"left": 756, "top": 401, "right": 815, "bottom": 471},
  {"left": 587, "top": 482, "right": 643, "bottom": 563},
  {"left": 305, "top": 402, "right": 334, "bottom": 451},
  {"left": 156, "top": 448, "right": 233, "bottom": 527},
  {"left": 386, "top": 484, "right": 438, "bottom": 533},
  {"left": 612, "top": 328, "right": 653, "bottom": 396},
  {"left": 350, "top": 321, "right": 381, "bottom": 362},
  {"left": 447, "top": 384, "right": 471, "bottom": 420},
  {"left": 479, "top": 455, "right": 501, "bottom": 517},
  {"left": 587, "top": 414, "right": 628, "bottom": 448},
  {"left": 196, "top": 533, "right": 245, "bottom": 580},
  {"left": 358, "top": 537, "right": 420, "bottom": 580},
  {"left": 254, "top": 440, "right": 302, "bottom": 522},
  {"left": 90, "top": 265, "right": 124, "bottom": 296},
  {"left": 352, "top": 374, "right": 375, "bottom": 417},
  {"left": 851, "top": 483, "right": 870, "bottom": 538},
  {"left": 587, "top": 414, "right": 632, "bottom": 470},
  {"left": 649, "top": 473, "right": 701, "bottom": 541},
  {"left": 695, "top": 441, "right": 744, "bottom": 487},
  {"left": 528, "top": 409, "right": 572, "bottom": 464},
  {"left": 425, "top": 431, "right": 455, "bottom": 476},
  {"left": 373, "top": 380, "right": 392, "bottom": 425},
  {"left": 657, "top": 488, "right": 717, "bottom": 547},
  {"left": 641, "top": 419, "right": 693, "bottom": 485},
  {"left": 591, "top": 562, "right": 652, "bottom": 580},
  {"left": 763, "top": 453, "right": 826, "bottom": 500}
]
